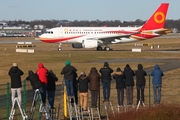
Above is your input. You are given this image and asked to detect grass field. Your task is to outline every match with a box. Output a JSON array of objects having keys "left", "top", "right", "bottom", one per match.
[{"left": 0, "top": 36, "right": 180, "bottom": 84}]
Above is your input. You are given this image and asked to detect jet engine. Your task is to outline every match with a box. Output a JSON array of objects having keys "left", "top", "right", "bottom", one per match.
[
  {"left": 72, "top": 40, "right": 98, "bottom": 49},
  {"left": 82, "top": 40, "right": 98, "bottom": 48}
]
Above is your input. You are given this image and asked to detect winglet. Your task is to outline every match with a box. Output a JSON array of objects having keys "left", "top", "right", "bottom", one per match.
[{"left": 141, "top": 3, "right": 169, "bottom": 31}]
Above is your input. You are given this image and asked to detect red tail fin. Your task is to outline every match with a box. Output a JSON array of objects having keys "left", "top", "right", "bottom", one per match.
[{"left": 141, "top": 3, "right": 169, "bottom": 31}]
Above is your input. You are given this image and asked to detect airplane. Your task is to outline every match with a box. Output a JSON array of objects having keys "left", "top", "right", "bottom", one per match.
[{"left": 39, "top": 3, "right": 171, "bottom": 51}]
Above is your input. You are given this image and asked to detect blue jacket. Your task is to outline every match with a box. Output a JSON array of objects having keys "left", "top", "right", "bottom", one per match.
[{"left": 151, "top": 65, "right": 164, "bottom": 85}]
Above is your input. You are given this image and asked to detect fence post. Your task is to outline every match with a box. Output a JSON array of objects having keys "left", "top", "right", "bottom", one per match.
[
  {"left": 23, "top": 80, "right": 27, "bottom": 111},
  {"left": 149, "top": 74, "right": 151, "bottom": 107},
  {"left": 6, "top": 82, "right": 10, "bottom": 119}
]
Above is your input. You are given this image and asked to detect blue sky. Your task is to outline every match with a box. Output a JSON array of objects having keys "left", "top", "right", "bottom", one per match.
[{"left": 0, "top": 0, "right": 179, "bottom": 21}]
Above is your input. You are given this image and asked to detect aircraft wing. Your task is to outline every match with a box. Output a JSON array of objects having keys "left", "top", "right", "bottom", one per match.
[{"left": 87, "top": 32, "right": 139, "bottom": 43}]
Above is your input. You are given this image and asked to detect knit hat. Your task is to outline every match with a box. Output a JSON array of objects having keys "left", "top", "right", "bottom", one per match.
[
  {"left": 12, "top": 63, "right": 18, "bottom": 67},
  {"left": 65, "top": 60, "right": 71, "bottom": 66}
]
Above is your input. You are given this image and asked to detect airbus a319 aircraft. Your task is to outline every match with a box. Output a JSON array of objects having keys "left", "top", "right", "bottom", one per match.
[{"left": 39, "top": 3, "right": 171, "bottom": 51}]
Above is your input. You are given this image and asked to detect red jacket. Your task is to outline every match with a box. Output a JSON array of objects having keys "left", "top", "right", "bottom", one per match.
[{"left": 36, "top": 63, "right": 48, "bottom": 84}]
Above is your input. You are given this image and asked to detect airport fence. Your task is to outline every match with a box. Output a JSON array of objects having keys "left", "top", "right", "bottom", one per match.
[{"left": 0, "top": 74, "right": 180, "bottom": 120}]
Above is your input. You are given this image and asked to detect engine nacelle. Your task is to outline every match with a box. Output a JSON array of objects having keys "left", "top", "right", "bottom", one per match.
[{"left": 82, "top": 40, "right": 98, "bottom": 48}]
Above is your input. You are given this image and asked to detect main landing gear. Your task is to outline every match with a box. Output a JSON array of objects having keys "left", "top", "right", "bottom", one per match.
[{"left": 96, "top": 46, "right": 111, "bottom": 51}]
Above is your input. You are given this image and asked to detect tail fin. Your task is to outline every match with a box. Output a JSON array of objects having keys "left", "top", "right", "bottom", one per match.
[{"left": 141, "top": 3, "right": 169, "bottom": 31}]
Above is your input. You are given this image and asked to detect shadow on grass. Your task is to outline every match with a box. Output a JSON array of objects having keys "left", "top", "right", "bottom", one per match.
[{"left": 109, "top": 104, "right": 180, "bottom": 120}]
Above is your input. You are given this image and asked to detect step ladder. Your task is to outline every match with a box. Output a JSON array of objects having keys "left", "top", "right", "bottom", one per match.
[
  {"left": 103, "top": 101, "right": 115, "bottom": 120},
  {"left": 91, "top": 107, "right": 101, "bottom": 120},
  {"left": 136, "top": 100, "right": 145, "bottom": 111},
  {"left": 124, "top": 103, "right": 135, "bottom": 112},
  {"left": 117, "top": 105, "right": 126, "bottom": 113},
  {"left": 80, "top": 107, "right": 91, "bottom": 120},
  {"left": 49, "top": 108, "right": 57, "bottom": 120},
  {"left": 9, "top": 97, "right": 28, "bottom": 120},
  {"left": 29, "top": 89, "right": 51, "bottom": 120},
  {"left": 67, "top": 96, "right": 79, "bottom": 120}
]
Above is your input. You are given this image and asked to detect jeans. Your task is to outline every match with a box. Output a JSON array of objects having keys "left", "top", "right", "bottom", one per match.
[
  {"left": 47, "top": 91, "right": 55, "bottom": 108},
  {"left": 136, "top": 85, "right": 145, "bottom": 104},
  {"left": 153, "top": 84, "right": 161, "bottom": 104},
  {"left": 102, "top": 82, "right": 111, "bottom": 101},
  {"left": 39, "top": 84, "right": 47, "bottom": 105},
  {"left": 65, "top": 80, "right": 74, "bottom": 96},
  {"left": 117, "top": 88, "right": 124, "bottom": 106},
  {"left": 11, "top": 88, "right": 22, "bottom": 105}
]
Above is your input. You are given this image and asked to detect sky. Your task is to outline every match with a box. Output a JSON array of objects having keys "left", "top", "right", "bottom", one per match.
[{"left": 0, "top": 0, "right": 179, "bottom": 21}]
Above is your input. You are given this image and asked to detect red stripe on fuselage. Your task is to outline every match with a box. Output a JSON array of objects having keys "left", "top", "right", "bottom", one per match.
[{"left": 40, "top": 35, "right": 85, "bottom": 43}]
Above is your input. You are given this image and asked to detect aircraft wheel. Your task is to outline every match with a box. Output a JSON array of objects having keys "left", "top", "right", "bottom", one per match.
[
  {"left": 97, "top": 46, "right": 102, "bottom": 51},
  {"left": 58, "top": 48, "right": 62, "bottom": 51},
  {"left": 104, "top": 47, "right": 110, "bottom": 51}
]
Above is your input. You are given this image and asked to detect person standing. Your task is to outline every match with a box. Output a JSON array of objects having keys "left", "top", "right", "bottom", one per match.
[
  {"left": 61, "top": 60, "right": 77, "bottom": 98},
  {"left": 113, "top": 67, "right": 125, "bottom": 106},
  {"left": 26, "top": 70, "right": 42, "bottom": 99},
  {"left": 135, "top": 64, "right": 147, "bottom": 105},
  {"left": 78, "top": 71, "right": 89, "bottom": 111},
  {"left": 124, "top": 64, "right": 135, "bottom": 105},
  {"left": 8, "top": 63, "right": 24, "bottom": 106},
  {"left": 151, "top": 64, "right": 164, "bottom": 104},
  {"left": 36, "top": 62, "right": 48, "bottom": 105},
  {"left": 99, "top": 62, "right": 113, "bottom": 102},
  {"left": 88, "top": 67, "right": 101, "bottom": 108},
  {"left": 47, "top": 70, "right": 58, "bottom": 109}
]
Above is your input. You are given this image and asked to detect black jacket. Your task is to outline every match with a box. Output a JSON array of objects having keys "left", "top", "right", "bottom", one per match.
[
  {"left": 124, "top": 65, "right": 135, "bottom": 86},
  {"left": 47, "top": 73, "right": 58, "bottom": 91},
  {"left": 99, "top": 67, "right": 113, "bottom": 83},
  {"left": 61, "top": 65, "right": 77, "bottom": 80},
  {"left": 26, "top": 73, "right": 41, "bottom": 89},
  {"left": 113, "top": 71, "right": 125, "bottom": 89},
  {"left": 135, "top": 64, "right": 147, "bottom": 86},
  {"left": 8, "top": 67, "right": 24, "bottom": 88},
  {"left": 78, "top": 75, "right": 89, "bottom": 92}
]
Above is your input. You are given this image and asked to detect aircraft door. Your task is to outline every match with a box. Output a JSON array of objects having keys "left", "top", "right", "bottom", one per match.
[{"left": 58, "top": 28, "right": 63, "bottom": 38}]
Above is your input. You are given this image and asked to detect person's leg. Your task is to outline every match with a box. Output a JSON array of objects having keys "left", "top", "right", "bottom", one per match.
[
  {"left": 84, "top": 92, "right": 88, "bottom": 110},
  {"left": 141, "top": 86, "right": 145, "bottom": 103},
  {"left": 94, "top": 90, "right": 99, "bottom": 107},
  {"left": 129, "top": 86, "right": 133, "bottom": 105},
  {"left": 153, "top": 84, "right": 157, "bottom": 104},
  {"left": 136, "top": 86, "right": 140, "bottom": 105},
  {"left": 65, "top": 80, "right": 70, "bottom": 96},
  {"left": 91, "top": 91, "right": 95, "bottom": 107},
  {"left": 157, "top": 85, "right": 162, "bottom": 104},
  {"left": 69, "top": 80, "right": 74, "bottom": 96},
  {"left": 11, "top": 88, "right": 16, "bottom": 105},
  {"left": 41, "top": 84, "right": 47, "bottom": 105},
  {"left": 48, "top": 91, "right": 55, "bottom": 108},
  {"left": 117, "top": 89, "right": 120, "bottom": 106},
  {"left": 121, "top": 88, "right": 124, "bottom": 106},
  {"left": 107, "top": 82, "right": 111, "bottom": 101},
  {"left": 126, "top": 86, "right": 130, "bottom": 104},
  {"left": 16, "top": 88, "right": 22, "bottom": 105},
  {"left": 102, "top": 83, "right": 106, "bottom": 101},
  {"left": 79, "top": 93, "right": 83, "bottom": 110}
]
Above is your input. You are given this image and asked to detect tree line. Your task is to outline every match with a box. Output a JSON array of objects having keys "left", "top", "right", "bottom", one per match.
[{"left": 5, "top": 19, "right": 180, "bottom": 32}]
